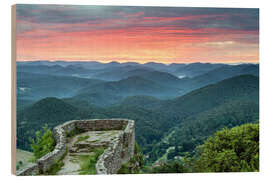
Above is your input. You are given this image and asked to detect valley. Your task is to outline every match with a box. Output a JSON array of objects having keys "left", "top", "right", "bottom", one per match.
[{"left": 16, "top": 61, "right": 259, "bottom": 171}]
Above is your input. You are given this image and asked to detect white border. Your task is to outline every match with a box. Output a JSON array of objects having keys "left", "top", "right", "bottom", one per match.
[{"left": 1, "top": 0, "right": 270, "bottom": 180}]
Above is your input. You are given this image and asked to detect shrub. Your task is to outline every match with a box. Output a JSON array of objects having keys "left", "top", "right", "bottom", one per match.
[
  {"left": 194, "top": 123, "right": 259, "bottom": 172},
  {"left": 29, "top": 124, "right": 55, "bottom": 161}
]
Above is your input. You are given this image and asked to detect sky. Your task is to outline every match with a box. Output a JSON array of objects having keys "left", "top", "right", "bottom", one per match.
[{"left": 16, "top": 4, "right": 259, "bottom": 64}]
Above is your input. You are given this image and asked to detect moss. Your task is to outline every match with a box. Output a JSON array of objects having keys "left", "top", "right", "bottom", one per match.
[
  {"left": 66, "top": 127, "right": 84, "bottom": 138},
  {"left": 118, "top": 163, "right": 130, "bottom": 174},
  {"left": 44, "top": 161, "right": 65, "bottom": 175},
  {"left": 122, "top": 124, "right": 127, "bottom": 130},
  {"left": 75, "top": 135, "right": 90, "bottom": 144}
]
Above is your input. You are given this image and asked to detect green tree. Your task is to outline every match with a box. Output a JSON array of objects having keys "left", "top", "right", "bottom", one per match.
[
  {"left": 29, "top": 124, "right": 55, "bottom": 161},
  {"left": 194, "top": 123, "right": 259, "bottom": 172}
]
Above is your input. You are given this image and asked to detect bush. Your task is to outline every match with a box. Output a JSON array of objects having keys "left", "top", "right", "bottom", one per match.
[
  {"left": 29, "top": 124, "right": 55, "bottom": 161},
  {"left": 194, "top": 123, "right": 259, "bottom": 172}
]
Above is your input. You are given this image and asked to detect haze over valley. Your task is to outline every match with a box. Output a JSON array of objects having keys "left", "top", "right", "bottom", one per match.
[{"left": 17, "top": 60, "right": 259, "bottom": 167}]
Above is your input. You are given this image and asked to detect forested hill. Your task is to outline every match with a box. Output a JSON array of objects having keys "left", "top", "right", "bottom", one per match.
[
  {"left": 146, "top": 75, "right": 259, "bottom": 163},
  {"left": 180, "top": 63, "right": 259, "bottom": 92},
  {"left": 118, "top": 75, "right": 259, "bottom": 120},
  {"left": 17, "top": 72, "right": 104, "bottom": 100},
  {"left": 160, "top": 74, "right": 258, "bottom": 115},
  {"left": 17, "top": 74, "right": 259, "bottom": 158},
  {"left": 16, "top": 97, "right": 107, "bottom": 150},
  {"left": 148, "top": 99, "right": 259, "bottom": 163},
  {"left": 17, "top": 63, "right": 259, "bottom": 107}
]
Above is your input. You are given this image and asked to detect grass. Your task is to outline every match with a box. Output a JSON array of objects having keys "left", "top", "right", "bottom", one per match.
[
  {"left": 75, "top": 135, "right": 90, "bottom": 144},
  {"left": 44, "top": 147, "right": 68, "bottom": 175},
  {"left": 78, "top": 148, "right": 105, "bottom": 175}
]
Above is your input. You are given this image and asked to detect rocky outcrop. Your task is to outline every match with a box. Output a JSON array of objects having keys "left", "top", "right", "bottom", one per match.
[{"left": 16, "top": 119, "right": 135, "bottom": 176}]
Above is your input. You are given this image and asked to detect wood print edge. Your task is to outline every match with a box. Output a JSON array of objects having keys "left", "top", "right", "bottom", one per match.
[{"left": 11, "top": 4, "right": 17, "bottom": 175}]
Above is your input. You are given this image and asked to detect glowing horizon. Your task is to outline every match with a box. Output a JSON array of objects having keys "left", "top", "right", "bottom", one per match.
[{"left": 16, "top": 5, "right": 259, "bottom": 64}]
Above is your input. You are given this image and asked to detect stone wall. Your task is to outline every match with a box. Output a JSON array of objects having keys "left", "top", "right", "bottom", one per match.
[
  {"left": 16, "top": 119, "right": 135, "bottom": 176},
  {"left": 96, "top": 120, "right": 135, "bottom": 174}
]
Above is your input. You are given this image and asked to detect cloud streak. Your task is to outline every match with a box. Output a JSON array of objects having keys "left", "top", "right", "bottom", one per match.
[{"left": 16, "top": 4, "right": 259, "bottom": 63}]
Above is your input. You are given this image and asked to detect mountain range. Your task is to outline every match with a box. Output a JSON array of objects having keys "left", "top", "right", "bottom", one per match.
[
  {"left": 17, "top": 62, "right": 259, "bottom": 108},
  {"left": 17, "top": 72, "right": 259, "bottom": 163}
]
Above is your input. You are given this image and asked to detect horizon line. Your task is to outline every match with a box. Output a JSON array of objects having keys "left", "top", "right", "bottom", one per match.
[{"left": 16, "top": 59, "right": 259, "bottom": 65}]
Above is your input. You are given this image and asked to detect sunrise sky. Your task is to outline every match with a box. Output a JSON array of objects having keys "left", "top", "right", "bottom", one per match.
[{"left": 16, "top": 4, "right": 259, "bottom": 64}]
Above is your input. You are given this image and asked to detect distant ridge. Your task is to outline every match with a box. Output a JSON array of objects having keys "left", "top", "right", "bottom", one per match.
[{"left": 17, "top": 60, "right": 258, "bottom": 66}]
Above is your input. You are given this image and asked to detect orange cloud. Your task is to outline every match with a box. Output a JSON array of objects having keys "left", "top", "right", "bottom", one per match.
[{"left": 16, "top": 5, "right": 259, "bottom": 63}]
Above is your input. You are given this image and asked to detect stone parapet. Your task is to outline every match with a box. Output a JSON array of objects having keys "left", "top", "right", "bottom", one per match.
[{"left": 16, "top": 119, "right": 135, "bottom": 176}]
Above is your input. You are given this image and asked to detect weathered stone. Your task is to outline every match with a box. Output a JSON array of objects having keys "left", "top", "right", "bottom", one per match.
[{"left": 16, "top": 119, "right": 135, "bottom": 176}]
